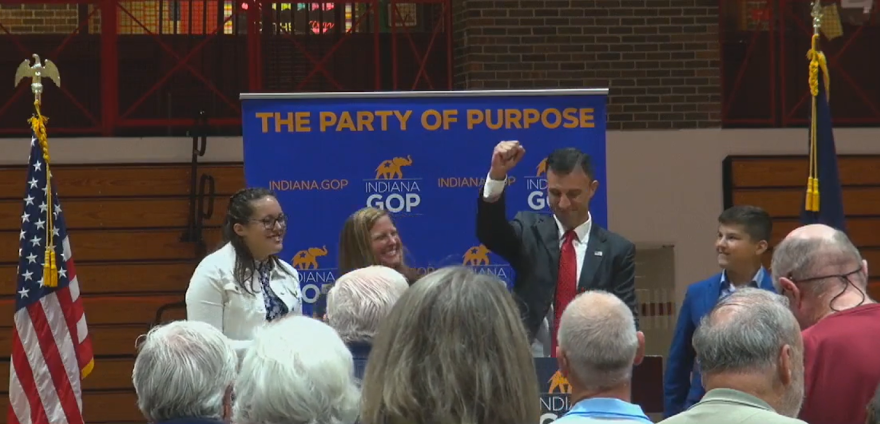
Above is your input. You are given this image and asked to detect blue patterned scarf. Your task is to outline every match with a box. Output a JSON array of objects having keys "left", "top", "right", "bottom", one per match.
[{"left": 257, "top": 261, "right": 289, "bottom": 322}]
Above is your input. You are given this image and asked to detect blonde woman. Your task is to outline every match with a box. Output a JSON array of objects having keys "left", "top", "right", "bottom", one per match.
[
  {"left": 360, "top": 266, "right": 541, "bottom": 424},
  {"left": 338, "top": 207, "right": 420, "bottom": 282},
  {"left": 315, "top": 207, "right": 419, "bottom": 316}
]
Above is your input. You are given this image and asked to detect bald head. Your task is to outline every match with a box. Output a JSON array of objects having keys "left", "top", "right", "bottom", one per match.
[
  {"left": 557, "top": 291, "right": 641, "bottom": 391},
  {"left": 694, "top": 288, "right": 801, "bottom": 376},
  {"left": 787, "top": 223, "right": 838, "bottom": 239},
  {"left": 560, "top": 291, "right": 635, "bottom": 328},
  {"left": 771, "top": 224, "right": 865, "bottom": 294}
]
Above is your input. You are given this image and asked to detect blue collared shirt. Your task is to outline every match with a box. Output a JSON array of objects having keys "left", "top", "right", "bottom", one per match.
[
  {"left": 719, "top": 267, "right": 765, "bottom": 300},
  {"left": 554, "top": 397, "right": 653, "bottom": 424}
]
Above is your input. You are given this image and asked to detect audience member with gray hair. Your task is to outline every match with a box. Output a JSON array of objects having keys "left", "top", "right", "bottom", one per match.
[
  {"left": 659, "top": 288, "right": 806, "bottom": 424},
  {"left": 553, "top": 290, "right": 651, "bottom": 424},
  {"left": 772, "top": 224, "right": 880, "bottom": 424},
  {"left": 233, "top": 315, "right": 359, "bottom": 424},
  {"left": 132, "top": 320, "right": 237, "bottom": 424},
  {"left": 326, "top": 265, "right": 408, "bottom": 360},
  {"left": 772, "top": 224, "right": 873, "bottom": 329}
]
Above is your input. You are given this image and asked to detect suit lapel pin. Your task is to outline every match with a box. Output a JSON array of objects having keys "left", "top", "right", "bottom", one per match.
[{"left": 594, "top": 251, "right": 603, "bottom": 257}]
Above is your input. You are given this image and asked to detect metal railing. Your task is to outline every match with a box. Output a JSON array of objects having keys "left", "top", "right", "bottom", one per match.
[
  {"left": 155, "top": 110, "right": 216, "bottom": 326},
  {"left": 0, "top": 0, "right": 453, "bottom": 136}
]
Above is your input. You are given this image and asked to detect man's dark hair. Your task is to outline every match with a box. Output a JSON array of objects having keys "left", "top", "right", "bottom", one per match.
[
  {"left": 546, "top": 148, "right": 594, "bottom": 179},
  {"left": 718, "top": 205, "right": 773, "bottom": 243}
]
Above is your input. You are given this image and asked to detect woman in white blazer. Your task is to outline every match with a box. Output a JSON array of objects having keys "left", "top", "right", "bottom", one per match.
[{"left": 186, "top": 187, "right": 302, "bottom": 355}]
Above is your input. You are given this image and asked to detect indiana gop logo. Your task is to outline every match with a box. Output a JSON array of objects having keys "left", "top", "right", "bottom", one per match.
[
  {"left": 462, "top": 244, "right": 512, "bottom": 286},
  {"left": 524, "top": 158, "right": 550, "bottom": 212},
  {"left": 290, "top": 245, "right": 335, "bottom": 304},
  {"left": 539, "top": 369, "right": 573, "bottom": 424},
  {"left": 363, "top": 155, "right": 422, "bottom": 215}
]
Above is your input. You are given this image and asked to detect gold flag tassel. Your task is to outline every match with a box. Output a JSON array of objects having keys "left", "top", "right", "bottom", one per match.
[
  {"left": 805, "top": 33, "right": 829, "bottom": 213},
  {"left": 28, "top": 99, "right": 58, "bottom": 288}
]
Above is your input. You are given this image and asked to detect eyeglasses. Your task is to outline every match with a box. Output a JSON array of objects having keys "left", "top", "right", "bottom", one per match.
[
  {"left": 787, "top": 265, "right": 866, "bottom": 311},
  {"left": 251, "top": 214, "right": 287, "bottom": 230},
  {"left": 788, "top": 266, "right": 862, "bottom": 285}
]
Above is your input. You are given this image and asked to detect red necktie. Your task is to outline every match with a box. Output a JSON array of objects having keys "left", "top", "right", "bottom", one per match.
[{"left": 551, "top": 230, "right": 577, "bottom": 357}]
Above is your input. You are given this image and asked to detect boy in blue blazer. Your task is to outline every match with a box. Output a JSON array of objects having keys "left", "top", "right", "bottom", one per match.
[{"left": 663, "top": 205, "right": 776, "bottom": 417}]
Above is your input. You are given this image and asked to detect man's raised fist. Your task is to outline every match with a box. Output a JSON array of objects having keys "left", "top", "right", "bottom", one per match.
[{"left": 489, "top": 140, "right": 525, "bottom": 180}]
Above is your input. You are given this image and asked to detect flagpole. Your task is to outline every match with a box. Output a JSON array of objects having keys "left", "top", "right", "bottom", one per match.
[
  {"left": 10, "top": 57, "right": 96, "bottom": 424},
  {"left": 14, "top": 54, "right": 62, "bottom": 287},
  {"left": 805, "top": 2, "right": 832, "bottom": 214}
]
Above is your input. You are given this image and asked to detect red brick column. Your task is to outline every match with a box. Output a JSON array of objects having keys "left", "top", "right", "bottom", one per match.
[
  {"left": 0, "top": 3, "right": 80, "bottom": 33},
  {"left": 452, "top": 0, "right": 722, "bottom": 129}
]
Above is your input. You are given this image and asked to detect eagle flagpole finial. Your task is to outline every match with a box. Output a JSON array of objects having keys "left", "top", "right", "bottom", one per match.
[
  {"left": 14, "top": 54, "right": 61, "bottom": 104},
  {"left": 811, "top": 1, "right": 823, "bottom": 36},
  {"left": 14, "top": 55, "right": 61, "bottom": 287}
]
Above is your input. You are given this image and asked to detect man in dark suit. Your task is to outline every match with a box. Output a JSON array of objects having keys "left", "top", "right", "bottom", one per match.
[
  {"left": 476, "top": 141, "right": 637, "bottom": 356},
  {"left": 663, "top": 205, "right": 776, "bottom": 417}
]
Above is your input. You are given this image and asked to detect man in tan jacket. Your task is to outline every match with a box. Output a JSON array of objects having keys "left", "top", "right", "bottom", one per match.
[{"left": 659, "top": 288, "right": 806, "bottom": 424}]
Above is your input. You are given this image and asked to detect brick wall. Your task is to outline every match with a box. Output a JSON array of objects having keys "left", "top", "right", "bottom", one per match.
[
  {"left": 0, "top": 3, "right": 79, "bottom": 34},
  {"left": 452, "top": 0, "right": 722, "bottom": 129}
]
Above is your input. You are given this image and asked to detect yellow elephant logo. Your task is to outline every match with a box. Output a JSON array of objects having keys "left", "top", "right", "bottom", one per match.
[
  {"left": 375, "top": 155, "right": 413, "bottom": 179},
  {"left": 292, "top": 245, "right": 328, "bottom": 270},
  {"left": 547, "top": 370, "right": 571, "bottom": 394},
  {"left": 463, "top": 244, "right": 491, "bottom": 266},
  {"left": 536, "top": 158, "right": 548, "bottom": 177}
]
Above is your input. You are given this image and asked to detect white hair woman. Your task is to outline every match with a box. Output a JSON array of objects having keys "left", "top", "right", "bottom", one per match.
[
  {"left": 233, "top": 316, "right": 360, "bottom": 424},
  {"left": 132, "top": 320, "right": 237, "bottom": 424},
  {"left": 327, "top": 265, "right": 409, "bottom": 356}
]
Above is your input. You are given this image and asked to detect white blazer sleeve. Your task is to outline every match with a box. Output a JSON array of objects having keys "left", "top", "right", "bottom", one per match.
[{"left": 185, "top": 263, "right": 252, "bottom": 354}]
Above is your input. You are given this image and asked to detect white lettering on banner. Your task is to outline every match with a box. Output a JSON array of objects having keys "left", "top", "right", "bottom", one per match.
[
  {"left": 473, "top": 266, "right": 510, "bottom": 280},
  {"left": 539, "top": 393, "right": 571, "bottom": 424},
  {"left": 298, "top": 271, "right": 335, "bottom": 303},
  {"left": 462, "top": 244, "right": 514, "bottom": 286},
  {"left": 291, "top": 246, "right": 336, "bottom": 304},
  {"left": 528, "top": 191, "right": 546, "bottom": 210},
  {"left": 525, "top": 174, "right": 548, "bottom": 212},
  {"left": 366, "top": 193, "right": 421, "bottom": 213},
  {"left": 301, "top": 284, "right": 321, "bottom": 303},
  {"left": 363, "top": 161, "right": 423, "bottom": 215},
  {"left": 526, "top": 179, "right": 547, "bottom": 191},
  {"left": 541, "top": 395, "right": 572, "bottom": 411},
  {"left": 365, "top": 180, "right": 420, "bottom": 192},
  {"left": 299, "top": 270, "right": 336, "bottom": 303}
]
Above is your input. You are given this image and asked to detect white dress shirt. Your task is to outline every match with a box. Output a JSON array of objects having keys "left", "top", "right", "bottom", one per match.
[
  {"left": 185, "top": 243, "right": 303, "bottom": 356},
  {"left": 483, "top": 173, "right": 592, "bottom": 356}
]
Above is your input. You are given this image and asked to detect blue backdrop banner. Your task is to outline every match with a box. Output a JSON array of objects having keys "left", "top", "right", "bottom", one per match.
[{"left": 241, "top": 90, "right": 608, "bottom": 316}]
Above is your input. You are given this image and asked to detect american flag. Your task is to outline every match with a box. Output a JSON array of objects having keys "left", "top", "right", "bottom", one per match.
[{"left": 8, "top": 133, "right": 94, "bottom": 424}]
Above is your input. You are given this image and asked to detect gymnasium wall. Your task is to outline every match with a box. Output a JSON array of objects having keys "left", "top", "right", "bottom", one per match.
[
  {"left": 4, "top": 127, "right": 880, "bottom": 301},
  {"left": 1, "top": 126, "right": 879, "bottom": 421}
]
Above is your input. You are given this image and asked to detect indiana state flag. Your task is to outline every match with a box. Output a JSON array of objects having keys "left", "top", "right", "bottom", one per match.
[{"left": 801, "top": 61, "right": 846, "bottom": 232}]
